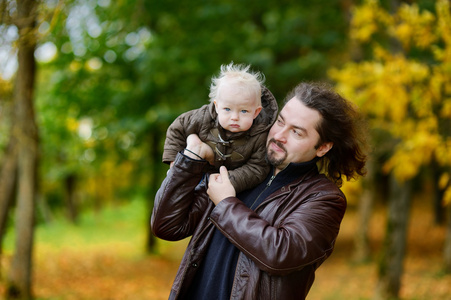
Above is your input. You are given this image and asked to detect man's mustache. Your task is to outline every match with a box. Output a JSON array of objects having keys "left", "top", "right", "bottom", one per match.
[{"left": 268, "top": 138, "right": 286, "bottom": 153}]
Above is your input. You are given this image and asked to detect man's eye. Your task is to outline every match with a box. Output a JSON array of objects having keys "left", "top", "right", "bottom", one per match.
[
  {"left": 277, "top": 119, "right": 284, "bottom": 126},
  {"left": 292, "top": 130, "right": 302, "bottom": 137}
]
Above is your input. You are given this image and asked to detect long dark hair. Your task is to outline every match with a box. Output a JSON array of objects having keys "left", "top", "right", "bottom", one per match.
[{"left": 284, "top": 82, "right": 368, "bottom": 187}]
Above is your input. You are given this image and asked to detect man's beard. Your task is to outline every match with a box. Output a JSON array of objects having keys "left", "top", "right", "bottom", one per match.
[{"left": 266, "top": 138, "right": 287, "bottom": 167}]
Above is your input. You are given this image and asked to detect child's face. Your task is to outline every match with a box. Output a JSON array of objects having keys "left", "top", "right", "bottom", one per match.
[{"left": 214, "top": 85, "right": 262, "bottom": 133}]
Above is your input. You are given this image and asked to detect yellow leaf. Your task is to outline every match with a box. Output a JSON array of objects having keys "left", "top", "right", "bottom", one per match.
[
  {"left": 66, "top": 117, "right": 79, "bottom": 132},
  {"left": 443, "top": 186, "right": 451, "bottom": 206},
  {"left": 439, "top": 172, "right": 450, "bottom": 190}
]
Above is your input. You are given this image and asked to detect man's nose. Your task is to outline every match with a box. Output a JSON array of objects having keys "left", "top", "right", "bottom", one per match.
[{"left": 273, "top": 128, "right": 288, "bottom": 143}]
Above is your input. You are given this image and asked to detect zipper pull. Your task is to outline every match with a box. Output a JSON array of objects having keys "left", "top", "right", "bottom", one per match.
[{"left": 267, "top": 175, "right": 275, "bottom": 187}]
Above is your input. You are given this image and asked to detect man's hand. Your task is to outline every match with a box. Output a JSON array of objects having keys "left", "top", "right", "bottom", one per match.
[
  {"left": 184, "top": 134, "right": 215, "bottom": 165},
  {"left": 207, "top": 166, "right": 236, "bottom": 205}
]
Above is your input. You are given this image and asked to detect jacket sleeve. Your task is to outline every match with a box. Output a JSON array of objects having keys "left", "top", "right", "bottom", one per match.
[
  {"left": 162, "top": 115, "right": 189, "bottom": 164},
  {"left": 228, "top": 132, "right": 270, "bottom": 193},
  {"left": 151, "top": 152, "right": 211, "bottom": 241},
  {"left": 208, "top": 183, "right": 346, "bottom": 275},
  {"left": 163, "top": 108, "right": 206, "bottom": 164}
]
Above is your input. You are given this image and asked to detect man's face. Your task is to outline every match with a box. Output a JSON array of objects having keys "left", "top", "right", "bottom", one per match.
[
  {"left": 266, "top": 97, "right": 332, "bottom": 173},
  {"left": 214, "top": 84, "right": 262, "bottom": 133}
]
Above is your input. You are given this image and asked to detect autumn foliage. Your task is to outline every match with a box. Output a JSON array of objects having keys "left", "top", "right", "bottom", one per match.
[{"left": 330, "top": 0, "right": 451, "bottom": 203}]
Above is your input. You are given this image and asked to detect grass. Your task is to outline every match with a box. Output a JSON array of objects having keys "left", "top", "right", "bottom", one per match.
[{"left": 4, "top": 198, "right": 149, "bottom": 256}]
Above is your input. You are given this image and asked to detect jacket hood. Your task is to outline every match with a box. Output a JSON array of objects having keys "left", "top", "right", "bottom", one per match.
[{"left": 208, "top": 86, "right": 278, "bottom": 137}]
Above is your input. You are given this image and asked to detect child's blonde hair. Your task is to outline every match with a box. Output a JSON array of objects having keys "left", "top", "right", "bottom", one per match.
[{"left": 209, "top": 62, "right": 265, "bottom": 105}]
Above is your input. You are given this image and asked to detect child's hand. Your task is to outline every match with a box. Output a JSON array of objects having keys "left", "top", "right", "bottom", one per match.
[{"left": 185, "top": 134, "right": 214, "bottom": 165}]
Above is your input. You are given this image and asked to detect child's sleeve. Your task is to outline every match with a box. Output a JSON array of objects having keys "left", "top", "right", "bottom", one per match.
[
  {"left": 227, "top": 133, "right": 270, "bottom": 193},
  {"left": 163, "top": 108, "right": 203, "bottom": 164},
  {"left": 162, "top": 116, "right": 188, "bottom": 164}
]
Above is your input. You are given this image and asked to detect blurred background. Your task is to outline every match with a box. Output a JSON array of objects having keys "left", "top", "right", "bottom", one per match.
[{"left": 0, "top": 0, "right": 450, "bottom": 299}]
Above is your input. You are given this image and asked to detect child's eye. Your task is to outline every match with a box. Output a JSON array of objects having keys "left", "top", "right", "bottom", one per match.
[
  {"left": 241, "top": 110, "right": 249, "bottom": 114},
  {"left": 224, "top": 108, "right": 231, "bottom": 111}
]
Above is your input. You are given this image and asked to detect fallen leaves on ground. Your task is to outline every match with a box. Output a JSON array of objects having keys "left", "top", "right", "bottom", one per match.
[{"left": 0, "top": 202, "right": 450, "bottom": 300}]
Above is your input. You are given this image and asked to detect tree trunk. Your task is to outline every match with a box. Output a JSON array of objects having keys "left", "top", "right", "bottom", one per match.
[
  {"left": 444, "top": 205, "right": 451, "bottom": 273},
  {"left": 6, "top": 0, "right": 39, "bottom": 299},
  {"left": 353, "top": 158, "right": 375, "bottom": 262},
  {"left": 374, "top": 175, "right": 412, "bottom": 300},
  {"left": 146, "top": 130, "right": 162, "bottom": 253},
  {"left": 432, "top": 160, "right": 446, "bottom": 225},
  {"left": 65, "top": 174, "right": 78, "bottom": 224}
]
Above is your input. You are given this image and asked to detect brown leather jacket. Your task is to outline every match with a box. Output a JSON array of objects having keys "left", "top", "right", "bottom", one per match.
[{"left": 151, "top": 153, "right": 347, "bottom": 300}]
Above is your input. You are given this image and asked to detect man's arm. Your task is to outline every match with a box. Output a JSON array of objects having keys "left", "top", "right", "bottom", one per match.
[{"left": 151, "top": 152, "right": 211, "bottom": 241}]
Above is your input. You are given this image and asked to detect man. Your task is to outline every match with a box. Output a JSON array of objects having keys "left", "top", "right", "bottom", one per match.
[{"left": 151, "top": 82, "right": 368, "bottom": 300}]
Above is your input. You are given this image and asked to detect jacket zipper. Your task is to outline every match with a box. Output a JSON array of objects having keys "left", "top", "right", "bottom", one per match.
[
  {"left": 229, "top": 168, "right": 312, "bottom": 298},
  {"left": 267, "top": 174, "right": 276, "bottom": 186},
  {"left": 230, "top": 173, "right": 277, "bottom": 298},
  {"left": 249, "top": 174, "right": 276, "bottom": 210}
]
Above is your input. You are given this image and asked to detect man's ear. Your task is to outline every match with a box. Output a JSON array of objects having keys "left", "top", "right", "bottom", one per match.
[
  {"left": 253, "top": 106, "right": 262, "bottom": 119},
  {"left": 316, "top": 142, "right": 333, "bottom": 157}
]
